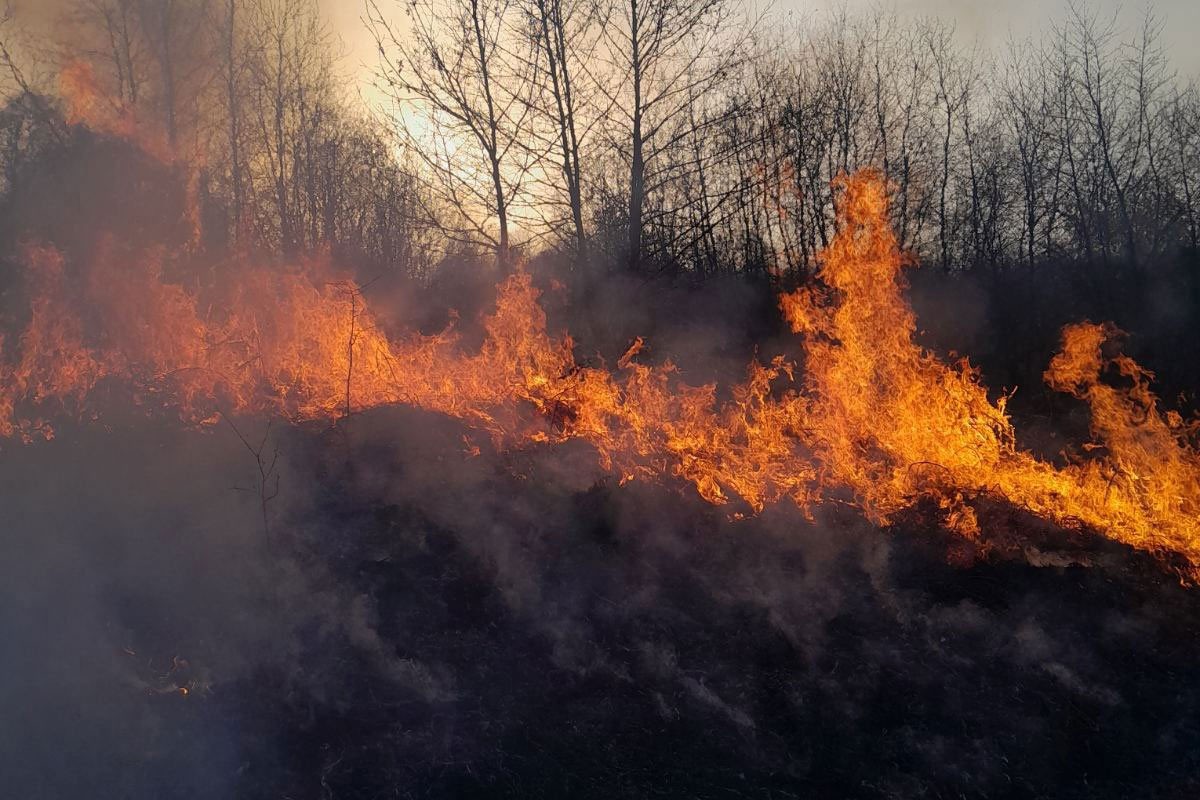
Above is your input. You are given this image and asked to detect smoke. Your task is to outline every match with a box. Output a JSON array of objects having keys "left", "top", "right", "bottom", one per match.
[
  {"left": 0, "top": 418, "right": 449, "bottom": 797},
  {"left": 1, "top": 17, "right": 1199, "bottom": 796},
  {"left": 0, "top": 426, "right": 257, "bottom": 796},
  {"left": 2, "top": 336, "right": 1200, "bottom": 797}
]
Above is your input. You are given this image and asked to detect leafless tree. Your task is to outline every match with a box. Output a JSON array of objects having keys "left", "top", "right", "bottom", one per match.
[
  {"left": 369, "top": 0, "right": 536, "bottom": 270},
  {"left": 594, "top": 0, "right": 752, "bottom": 271},
  {"left": 521, "top": 0, "right": 600, "bottom": 267}
]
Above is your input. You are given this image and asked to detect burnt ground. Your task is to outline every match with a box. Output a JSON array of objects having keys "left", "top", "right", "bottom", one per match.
[{"left": 1, "top": 406, "right": 1199, "bottom": 799}]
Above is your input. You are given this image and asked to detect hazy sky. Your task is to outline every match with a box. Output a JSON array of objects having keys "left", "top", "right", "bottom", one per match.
[
  {"left": 9, "top": 0, "right": 1198, "bottom": 101},
  {"left": 818, "top": 0, "right": 1200, "bottom": 71},
  {"left": 327, "top": 0, "right": 1200, "bottom": 105}
]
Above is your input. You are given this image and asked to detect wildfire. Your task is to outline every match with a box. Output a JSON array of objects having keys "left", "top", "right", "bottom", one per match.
[
  {"left": 781, "top": 173, "right": 1200, "bottom": 574},
  {"left": 59, "top": 62, "right": 174, "bottom": 162},
  {"left": 2, "top": 168, "right": 1197, "bottom": 578}
]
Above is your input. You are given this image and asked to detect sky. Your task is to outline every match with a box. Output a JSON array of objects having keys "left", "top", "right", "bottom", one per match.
[
  {"left": 821, "top": 0, "right": 1200, "bottom": 71},
  {"left": 327, "top": 0, "right": 1200, "bottom": 106},
  {"left": 7, "top": 0, "right": 1198, "bottom": 104}
]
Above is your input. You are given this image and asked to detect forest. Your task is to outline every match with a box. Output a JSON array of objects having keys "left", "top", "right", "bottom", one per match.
[
  {"left": 3, "top": 0, "right": 1197, "bottom": 390},
  {"left": 1, "top": 0, "right": 1195, "bottom": 274}
]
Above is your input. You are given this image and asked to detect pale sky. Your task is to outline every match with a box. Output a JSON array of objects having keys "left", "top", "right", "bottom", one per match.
[
  {"left": 326, "top": 0, "right": 1200, "bottom": 106},
  {"left": 9, "top": 0, "right": 1198, "bottom": 100},
  {"left": 819, "top": 0, "right": 1200, "bottom": 72}
]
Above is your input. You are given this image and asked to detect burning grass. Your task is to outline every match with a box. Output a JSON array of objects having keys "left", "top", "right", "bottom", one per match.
[{"left": 1, "top": 171, "right": 1197, "bottom": 581}]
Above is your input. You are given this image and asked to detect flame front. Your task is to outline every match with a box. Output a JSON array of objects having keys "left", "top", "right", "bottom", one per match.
[
  {"left": 3, "top": 172, "right": 1197, "bottom": 578},
  {"left": 781, "top": 172, "right": 1200, "bottom": 572}
]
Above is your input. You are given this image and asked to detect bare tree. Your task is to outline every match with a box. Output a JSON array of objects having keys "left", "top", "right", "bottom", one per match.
[
  {"left": 216, "top": 0, "right": 247, "bottom": 241},
  {"left": 133, "top": 0, "right": 211, "bottom": 148},
  {"left": 244, "top": 0, "right": 336, "bottom": 253},
  {"left": 67, "top": 0, "right": 144, "bottom": 106},
  {"left": 595, "top": 0, "right": 751, "bottom": 271},
  {"left": 522, "top": 0, "right": 598, "bottom": 267},
  {"left": 1166, "top": 84, "right": 1200, "bottom": 251},
  {"left": 923, "top": 20, "right": 974, "bottom": 271},
  {"left": 369, "top": 0, "right": 535, "bottom": 270}
]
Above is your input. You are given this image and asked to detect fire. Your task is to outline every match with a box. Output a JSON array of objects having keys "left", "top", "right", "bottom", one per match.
[
  {"left": 59, "top": 62, "right": 173, "bottom": 161},
  {"left": 781, "top": 173, "right": 1010, "bottom": 535},
  {"left": 1040, "top": 323, "right": 1200, "bottom": 563},
  {"left": 782, "top": 172, "right": 1200, "bottom": 575},
  {"left": 2, "top": 167, "right": 1197, "bottom": 579}
]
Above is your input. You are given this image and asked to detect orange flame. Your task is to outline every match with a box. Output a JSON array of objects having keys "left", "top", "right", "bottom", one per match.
[
  {"left": 782, "top": 171, "right": 1200, "bottom": 574},
  {"left": 59, "top": 62, "right": 173, "bottom": 161},
  {"left": 2, "top": 170, "right": 1197, "bottom": 579}
]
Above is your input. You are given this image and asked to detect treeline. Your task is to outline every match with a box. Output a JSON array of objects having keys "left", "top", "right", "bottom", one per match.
[
  {"left": 0, "top": 0, "right": 439, "bottom": 277},
  {"left": 367, "top": 0, "right": 1200, "bottom": 280},
  {"left": 1, "top": 0, "right": 1199, "bottom": 282}
]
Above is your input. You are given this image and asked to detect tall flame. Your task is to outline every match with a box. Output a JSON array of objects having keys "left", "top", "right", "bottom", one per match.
[
  {"left": 782, "top": 172, "right": 1200, "bottom": 573},
  {"left": 2, "top": 171, "right": 1197, "bottom": 578}
]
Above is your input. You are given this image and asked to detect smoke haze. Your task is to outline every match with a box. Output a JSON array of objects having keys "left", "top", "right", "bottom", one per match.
[{"left": 1, "top": 0, "right": 1199, "bottom": 796}]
